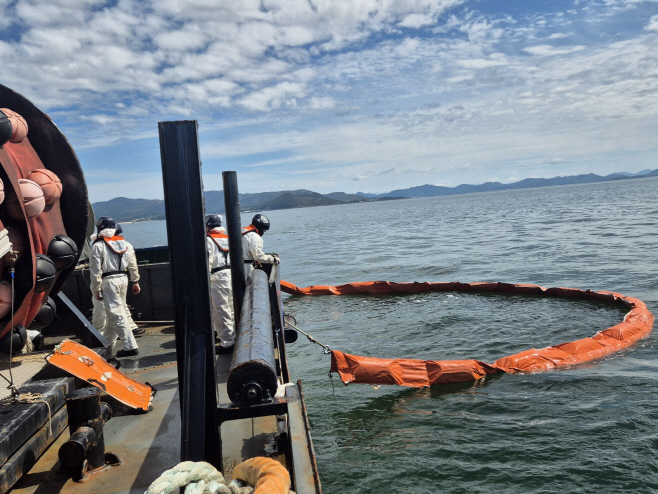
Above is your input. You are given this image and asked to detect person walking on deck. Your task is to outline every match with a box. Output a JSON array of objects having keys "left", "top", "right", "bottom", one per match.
[
  {"left": 91, "top": 224, "right": 143, "bottom": 336},
  {"left": 206, "top": 214, "right": 235, "bottom": 352},
  {"left": 90, "top": 216, "right": 141, "bottom": 357},
  {"left": 242, "top": 214, "right": 279, "bottom": 278}
]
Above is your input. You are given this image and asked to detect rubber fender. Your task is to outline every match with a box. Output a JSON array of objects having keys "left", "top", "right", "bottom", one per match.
[
  {"left": 5, "top": 178, "right": 45, "bottom": 220},
  {"left": 35, "top": 254, "right": 56, "bottom": 293},
  {"left": 0, "top": 108, "right": 28, "bottom": 142},
  {"left": 0, "top": 110, "right": 12, "bottom": 146},
  {"left": 0, "top": 325, "right": 27, "bottom": 354},
  {"left": 47, "top": 234, "right": 78, "bottom": 270},
  {"left": 31, "top": 296, "right": 56, "bottom": 331},
  {"left": 0, "top": 280, "right": 11, "bottom": 319},
  {"left": 26, "top": 168, "right": 62, "bottom": 206}
]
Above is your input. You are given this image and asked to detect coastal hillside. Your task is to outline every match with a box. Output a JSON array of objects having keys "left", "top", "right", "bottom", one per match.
[
  {"left": 92, "top": 169, "right": 658, "bottom": 222},
  {"left": 359, "top": 169, "right": 658, "bottom": 198}
]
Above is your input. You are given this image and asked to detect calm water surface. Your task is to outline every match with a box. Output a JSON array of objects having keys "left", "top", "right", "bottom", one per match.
[{"left": 123, "top": 178, "right": 658, "bottom": 493}]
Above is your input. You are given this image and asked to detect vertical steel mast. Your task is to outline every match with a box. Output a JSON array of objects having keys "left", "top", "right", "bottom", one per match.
[{"left": 158, "top": 120, "right": 220, "bottom": 466}]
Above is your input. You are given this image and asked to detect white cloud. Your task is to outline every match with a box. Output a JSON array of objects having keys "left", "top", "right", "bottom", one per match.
[
  {"left": 646, "top": 14, "right": 658, "bottom": 31},
  {"left": 1, "top": 0, "right": 658, "bottom": 201},
  {"left": 523, "top": 44, "right": 586, "bottom": 56}
]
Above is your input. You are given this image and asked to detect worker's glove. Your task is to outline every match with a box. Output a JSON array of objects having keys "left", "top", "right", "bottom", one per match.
[
  {"left": 272, "top": 253, "right": 280, "bottom": 265},
  {"left": 132, "top": 282, "right": 141, "bottom": 295},
  {"left": 95, "top": 291, "right": 103, "bottom": 301}
]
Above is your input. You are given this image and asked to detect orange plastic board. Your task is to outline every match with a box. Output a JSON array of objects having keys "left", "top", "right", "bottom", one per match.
[
  {"left": 282, "top": 280, "right": 654, "bottom": 388},
  {"left": 47, "top": 339, "right": 153, "bottom": 411}
]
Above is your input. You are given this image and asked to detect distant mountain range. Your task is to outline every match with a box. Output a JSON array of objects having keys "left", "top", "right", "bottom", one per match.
[{"left": 92, "top": 169, "right": 658, "bottom": 222}]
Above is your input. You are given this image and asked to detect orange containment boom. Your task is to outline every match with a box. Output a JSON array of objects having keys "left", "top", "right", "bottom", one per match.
[
  {"left": 280, "top": 280, "right": 654, "bottom": 388},
  {"left": 47, "top": 339, "right": 155, "bottom": 411}
]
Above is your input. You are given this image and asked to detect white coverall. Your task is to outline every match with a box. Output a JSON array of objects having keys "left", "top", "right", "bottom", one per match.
[
  {"left": 91, "top": 242, "right": 139, "bottom": 332},
  {"left": 242, "top": 227, "right": 276, "bottom": 278},
  {"left": 89, "top": 229, "right": 139, "bottom": 351},
  {"left": 207, "top": 227, "right": 234, "bottom": 347}
]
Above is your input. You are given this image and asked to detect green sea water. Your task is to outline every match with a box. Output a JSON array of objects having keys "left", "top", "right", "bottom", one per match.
[{"left": 124, "top": 177, "right": 658, "bottom": 493}]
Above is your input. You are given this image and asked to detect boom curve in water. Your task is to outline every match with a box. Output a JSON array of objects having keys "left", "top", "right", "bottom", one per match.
[{"left": 280, "top": 280, "right": 654, "bottom": 388}]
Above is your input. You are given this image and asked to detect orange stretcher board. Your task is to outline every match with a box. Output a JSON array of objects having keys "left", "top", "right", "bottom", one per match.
[{"left": 47, "top": 339, "right": 154, "bottom": 411}]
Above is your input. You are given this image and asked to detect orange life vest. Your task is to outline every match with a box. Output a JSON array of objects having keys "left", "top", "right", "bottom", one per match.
[
  {"left": 208, "top": 231, "right": 229, "bottom": 268},
  {"left": 101, "top": 235, "right": 128, "bottom": 254},
  {"left": 94, "top": 235, "right": 128, "bottom": 277},
  {"left": 208, "top": 231, "right": 229, "bottom": 252},
  {"left": 241, "top": 224, "right": 258, "bottom": 236}
]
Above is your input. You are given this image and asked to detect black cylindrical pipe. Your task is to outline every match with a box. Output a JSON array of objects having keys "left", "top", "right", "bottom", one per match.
[
  {"left": 222, "top": 171, "right": 246, "bottom": 330},
  {"left": 60, "top": 387, "right": 107, "bottom": 469},
  {"left": 227, "top": 269, "right": 277, "bottom": 404}
]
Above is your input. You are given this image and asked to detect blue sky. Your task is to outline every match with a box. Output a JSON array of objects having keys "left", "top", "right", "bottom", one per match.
[{"left": 1, "top": 0, "right": 658, "bottom": 201}]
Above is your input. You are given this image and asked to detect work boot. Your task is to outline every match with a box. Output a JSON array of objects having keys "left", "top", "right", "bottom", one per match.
[
  {"left": 116, "top": 348, "right": 139, "bottom": 357},
  {"left": 216, "top": 345, "right": 234, "bottom": 355},
  {"left": 132, "top": 328, "right": 146, "bottom": 336}
]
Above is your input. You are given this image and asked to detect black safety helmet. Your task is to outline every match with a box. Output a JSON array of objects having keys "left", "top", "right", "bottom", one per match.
[
  {"left": 206, "top": 214, "right": 222, "bottom": 229},
  {"left": 95, "top": 216, "right": 117, "bottom": 233},
  {"left": 252, "top": 214, "right": 270, "bottom": 235}
]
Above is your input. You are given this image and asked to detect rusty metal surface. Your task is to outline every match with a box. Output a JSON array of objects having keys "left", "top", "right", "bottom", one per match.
[
  {"left": 227, "top": 270, "right": 277, "bottom": 404},
  {"left": 9, "top": 314, "right": 322, "bottom": 493},
  {"left": 10, "top": 325, "right": 181, "bottom": 494},
  {"left": 286, "top": 382, "right": 322, "bottom": 494},
  {"left": 0, "top": 406, "right": 69, "bottom": 493}
]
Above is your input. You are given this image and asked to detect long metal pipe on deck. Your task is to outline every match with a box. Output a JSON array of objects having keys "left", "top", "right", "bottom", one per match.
[
  {"left": 222, "top": 171, "right": 246, "bottom": 329},
  {"left": 227, "top": 269, "right": 278, "bottom": 404}
]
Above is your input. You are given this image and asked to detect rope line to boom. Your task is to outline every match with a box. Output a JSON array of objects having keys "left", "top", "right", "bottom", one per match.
[{"left": 285, "top": 321, "right": 331, "bottom": 353}]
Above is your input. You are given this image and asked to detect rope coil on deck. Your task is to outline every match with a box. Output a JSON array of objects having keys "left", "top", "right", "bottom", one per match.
[{"left": 146, "top": 457, "right": 292, "bottom": 494}]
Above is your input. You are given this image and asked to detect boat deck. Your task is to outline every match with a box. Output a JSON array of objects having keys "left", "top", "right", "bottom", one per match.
[{"left": 9, "top": 323, "right": 280, "bottom": 494}]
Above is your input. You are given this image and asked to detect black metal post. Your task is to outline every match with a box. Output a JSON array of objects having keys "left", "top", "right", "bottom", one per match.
[
  {"left": 60, "top": 387, "right": 107, "bottom": 469},
  {"left": 54, "top": 293, "right": 109, "bottom": 349},
  {"left": 158, "top": 120, "right": 220, "bottom": 467},
  {"left": 222, "top": 171, "right": 246, "bottom": 330}
]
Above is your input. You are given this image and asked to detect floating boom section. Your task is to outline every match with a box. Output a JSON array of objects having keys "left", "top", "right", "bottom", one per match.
[
  {"left": 227, "top": 269, "right": 278, "bottom": 404},
  {"left": 280, "top": 280, "right": 654, "bottom": 388}
]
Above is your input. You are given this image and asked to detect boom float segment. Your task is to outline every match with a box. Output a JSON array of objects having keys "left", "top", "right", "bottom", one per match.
[{"left": 280, "top": 280, "right": 654, "bottom": 388}]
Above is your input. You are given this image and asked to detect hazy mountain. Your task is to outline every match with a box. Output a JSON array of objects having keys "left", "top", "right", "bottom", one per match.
[
  {"left": 371, "top": 170, "right": 658, "bottom": 198},
  {"left": 258, "top": 191, "right": 342, "bottom": 210},
  {"left": 91, "top": 197, "right": 166, "bottom": 222},
  {"left": 93, "top": 169, "right": 658, "bottom": 222}
]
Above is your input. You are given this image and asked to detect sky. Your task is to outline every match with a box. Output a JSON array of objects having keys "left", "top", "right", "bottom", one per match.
[{"left": 1, "top": 0, "right": 658, "bottom": 202}]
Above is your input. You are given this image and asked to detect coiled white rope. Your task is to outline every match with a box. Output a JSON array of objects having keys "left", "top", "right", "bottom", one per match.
[{"left": 146, "top": 461, "right": 254, "bottom": 494}]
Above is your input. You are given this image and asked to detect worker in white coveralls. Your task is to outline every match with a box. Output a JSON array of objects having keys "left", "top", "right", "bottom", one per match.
[
  {"left": 242, "top": 213, "right": 279, "bottom": 277},
  {"left": 89, "top": 216, "right": 141, "bottom": 357},
  {"left": 206, "top": 214, "right": 235, "bottom": 353},
  {"left": 90, "top": 224, "right": 143, "bottom": 336}
]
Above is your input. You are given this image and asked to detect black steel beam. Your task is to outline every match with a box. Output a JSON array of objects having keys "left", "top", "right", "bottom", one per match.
[
  {"left": 222, "top": 171, "right": 246, "bottom": 329},
  {"left": 216, "top": 398, "right": 288, "bottom": 423},
  {"left": 158, "top": 120, "right": 220, "bottom": 467},
  {"left": 53, "top": 292, "right": 108, "bottom": 348}
]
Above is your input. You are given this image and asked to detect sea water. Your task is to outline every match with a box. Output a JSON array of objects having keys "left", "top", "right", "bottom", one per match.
[{"left": 121, "top": 177, "right": 658, "bottom": 493}]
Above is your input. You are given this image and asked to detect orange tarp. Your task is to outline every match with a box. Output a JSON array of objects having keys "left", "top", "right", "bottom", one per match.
[{"left": 282, "top": 280, "right": 654, "bottom": 388}]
